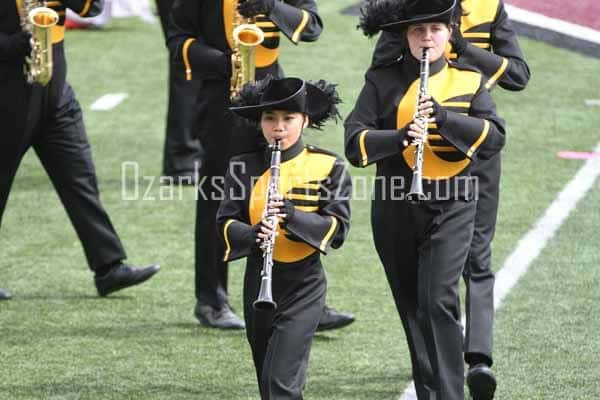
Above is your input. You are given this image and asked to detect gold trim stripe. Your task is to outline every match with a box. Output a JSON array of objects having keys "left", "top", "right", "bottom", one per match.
[
  {"left": 297, "top": 206, "right": 319, "bottom": 212},
  {"left": 183, "top": 38, "right": 196, "bottom": 81},
  {"left": 263, "top": 32, "right": 280, "bottom": 38},
  {"left": 485, "top": 57, "right": 509, "bottom": 90},
  {"left": 467, "top": 120, "right": 490, "bottom": 158},
  {"left": 463, "top": 32, "right": 490, "bottom": 39},
  {"left": 46, "top": 1, "right": 62, "bottom": 7},
  {"left": 443, "top": 101, "right": 470, "bottom": 108},
  {"left": 291, "top": 10, "right": 309, "bottom": 43},
  {"left": 222, "top": 219, "right": 235, "bottom": 261},
  {"left": 430, "top": 146, "right": 457, "bottom": 152},
  {"left": 79, "top": 0, "right": 93, "bottom": 16},
  {"left": 474, "top": 43, "right": 491, "bottom": 49},
  {"left": 359, "top": 130, "right": 368, "bottom": 167},
  {"left": 320, "top": 217, "right": 338, "bottom": 252}
]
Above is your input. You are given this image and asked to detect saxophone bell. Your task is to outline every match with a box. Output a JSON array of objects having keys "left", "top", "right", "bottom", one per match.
[
  {"left": 230, "top": 24, "right": 264, "bottom": 99},
  {"left": 25, "top": 7, "right": 59, "bottom": 86},
  {"left": 230, "top": 0, "right": 265, "bottom": 99}
]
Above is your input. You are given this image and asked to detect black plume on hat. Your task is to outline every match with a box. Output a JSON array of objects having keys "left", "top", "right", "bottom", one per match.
[
  {"left": 230, "top": 77, "right": 341, "bottom": 130},
  {"left": 357, "top": 0, "right": 406, "bottom": 37},
  {"left": 358, "top": 0, "right": 457, "bottom": 36}
]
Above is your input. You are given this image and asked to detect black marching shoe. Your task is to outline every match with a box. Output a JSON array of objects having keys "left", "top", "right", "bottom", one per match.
[
  {"left": 316, "top": 305, "right": 355, "bottom": 332},
  {"left": 467, "top": 363, "right": 497, "bottom": 400},
  {"left": 194, "top": 301, "right": 245, "bottom": 330},
  {"left": 95, "top": 263, "right": 160, "bottom": 297},
  {"left": 0, "top": 288, "right": 12, "bottom": 300}
]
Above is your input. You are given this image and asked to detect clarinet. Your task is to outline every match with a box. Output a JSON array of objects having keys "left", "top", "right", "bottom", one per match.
[
  {"left": 406, "top": 47, "right": 430, "bottom": 203},
  {"left": 253, "top": 140, "right": 281, "bottom": 311}
]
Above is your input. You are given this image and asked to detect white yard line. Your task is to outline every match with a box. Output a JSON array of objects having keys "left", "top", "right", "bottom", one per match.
[
  {"left": 505, "top": 5, "right": 600, "bottom": 45},
  {"left": 399, "top": 142, "right": 600, "bottom": 400},
  {"left": 90, "top": 93, "right": 128, "bottom": 111},
  {"left": 585, "top": 99, "right": 600, "bottom": 106}
]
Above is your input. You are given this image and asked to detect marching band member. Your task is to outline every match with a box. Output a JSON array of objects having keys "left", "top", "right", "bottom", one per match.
[
  {"left": 345, "top": 0, "right": 506, "bottom": 398},
  {"left": 155, "top": 0, "right": 203, "bottom": 183},
  {"left": 217, "top": 77, "right": 351, "bottom": 399},
  {"left": 371, "top": 1, "right": 531, "bottom": 397},
  {"left": 168, "top": 0, "right": 354, "bottom": 331},
  {"left": 0, "top": 1, "right": 159, "bottom": 298}
]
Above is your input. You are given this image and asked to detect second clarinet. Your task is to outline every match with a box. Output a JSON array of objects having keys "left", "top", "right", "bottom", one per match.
[
  {"left": 406, "top": 47, "right": 430, "bottom": 203},
  {"left": 253, "top": 140, "right": 281, "bottom": 311}
]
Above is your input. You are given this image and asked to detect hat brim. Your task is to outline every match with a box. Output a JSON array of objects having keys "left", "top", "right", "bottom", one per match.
[
  {"left": 380, "top": 0, "right": 456, "bottom": 34},
  {"left": 229, "top": 80, "right": 306, "bottom": 122}
]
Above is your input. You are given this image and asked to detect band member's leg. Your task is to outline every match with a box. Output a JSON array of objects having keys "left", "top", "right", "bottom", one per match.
[
  {"left": 0, "top": 77, "right": 37, "bottom": 227},
  {"left": 194, "top": 161, "right": 229, "bottom": 309},
  {"left": 372, "top": 200, "right": 434, "bottom": 399},
  {"left": 259, "top": 262, "right": 326, "bottom": 400},
  {"left": 32, "top": 83, "right": 126, "bottom": 270},
  {"left": 464, "top": 155, "right": 500, "bottom": 366},
  {"left": 417, "top": 200, "right": 476, "bottom": 400},
  {"left": 162, "top": 61, "right": 203, "bottom": 178}
]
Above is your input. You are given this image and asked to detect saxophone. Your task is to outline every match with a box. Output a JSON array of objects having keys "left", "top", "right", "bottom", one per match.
[
  {"left": 253, "top": 140, "right": 281, "bottom": 311},
  {"left": 20, "top": 0, "right": 59, "bottom": 86},
  {"left": 230, "top": 0, "right": 265, "bottom": 98}
]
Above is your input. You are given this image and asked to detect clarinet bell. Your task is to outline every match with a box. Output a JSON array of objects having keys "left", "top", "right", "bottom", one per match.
[
  {"left": 406, "top": 174, "right": 427, "bottom": 204},
  {"left": 253, "top": 276, "right": 277, "bottom": 311}
]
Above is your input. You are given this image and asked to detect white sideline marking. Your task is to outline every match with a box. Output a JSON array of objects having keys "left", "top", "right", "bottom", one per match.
[
  {"left": 585, "top": 99, "right": 600, "bottom": 106},
  {"left": 90, "top": 93, "right": 128, "bottom": 111},
  {"left": 399, "top": 142, "right": 600, "bottom": 400},
  {"left": 505, "top": 5, "right": 600, "bottom": 45}
]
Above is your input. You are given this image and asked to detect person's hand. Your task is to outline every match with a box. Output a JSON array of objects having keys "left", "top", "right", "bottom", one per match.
[
  {"left": 417, "top": 95, "right": 447, "bottom": 128},
  {"left": 238, "top": 0, "right": 276, "bottom": 18},
  {"left": 265, "top": 193, "right": 295, "bottom": 223},
  {"left": 1, "top": 31, "right": 32, "bottom": 59},
  {"left": 406, "top": 117, "right": 429, "bottom": 143},
  {"left": 450, "top": 25, "right": 468, "bottom": 55},
  {"left": 255, "top": 215, "right": 278, "bottom": 250}
]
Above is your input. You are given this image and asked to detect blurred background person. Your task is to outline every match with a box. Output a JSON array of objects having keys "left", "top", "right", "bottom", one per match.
[{"left": 156, "top": 0, "right": 203, "bottom": 184}]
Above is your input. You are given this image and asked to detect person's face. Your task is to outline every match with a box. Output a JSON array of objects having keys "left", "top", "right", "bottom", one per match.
[
  {"left": 260, "top": 110, "right": 308, "bottom": 150},
  {"left": 406, "top": 22, "right": 452, "bottom": 62}
]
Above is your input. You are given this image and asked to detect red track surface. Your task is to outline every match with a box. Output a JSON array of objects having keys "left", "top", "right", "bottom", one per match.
[{"left": 506, "top": 0, "right": 600, "bottom": 31}]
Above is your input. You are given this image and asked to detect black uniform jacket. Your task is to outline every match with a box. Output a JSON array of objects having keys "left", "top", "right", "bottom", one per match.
[
  {"left": 167, "top": 0, "right": 322, "bottom": 82},
  {"left": 217, "top": 139, "right": 351, "bottom": 265},
  {"left": 1, "top": 0, "right": 101, "bottom": 101},
  {"left": 374, "top": 0, "right": 530, "bottom": 91},
  {"left": 345, "top": 55, "right": 506, "bottom": 200}
]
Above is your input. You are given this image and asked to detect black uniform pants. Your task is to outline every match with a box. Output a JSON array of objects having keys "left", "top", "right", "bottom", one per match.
[
  {"left": 244, "top": 255, "right": 326, "bottom": 400},
  {"left": 0, "top": 80, "right": 126, "bottom": 271},
  {"left": 194, "top": 80, "right": 263, "bottom": 307},
  {"left": 372, "top": 198, "right": 476, "bottom": 400},
  {"left": 463, "top": 154, "right": 500, "bottom": 366},
  {"left": 156, "top": 0, "right": 203, "bottom": 176}
]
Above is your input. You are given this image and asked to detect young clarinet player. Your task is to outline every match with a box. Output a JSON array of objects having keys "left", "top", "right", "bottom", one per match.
[{"left": 217, "top": 76, "right": 352, "bottom": 399}]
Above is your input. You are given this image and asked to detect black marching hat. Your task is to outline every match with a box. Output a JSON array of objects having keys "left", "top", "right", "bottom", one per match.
[
  {"left": 230, "top": 76, "right": 341, "bottom": 130},
  {"left": 359, "top": 0, "right": 457, "bottom": 37}
]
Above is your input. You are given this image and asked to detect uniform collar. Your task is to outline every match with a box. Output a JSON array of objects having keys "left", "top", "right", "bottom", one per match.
[
  {"left": 263, "top": 138, "right": 305, "bottom": 164},
  {"left": 401, "top": 52, "right": 447, "bottom": 78}
]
